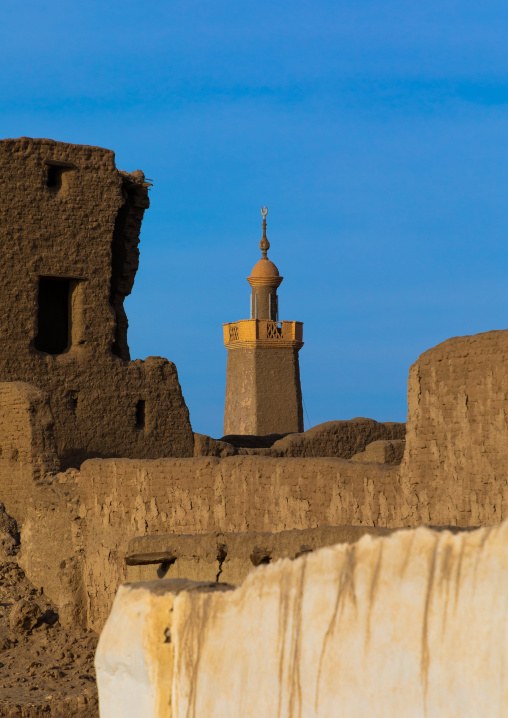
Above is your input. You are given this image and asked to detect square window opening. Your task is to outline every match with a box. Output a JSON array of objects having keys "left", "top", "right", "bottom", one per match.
[{"left": 45, "top": 160, "right": 76, "bottom": 194}]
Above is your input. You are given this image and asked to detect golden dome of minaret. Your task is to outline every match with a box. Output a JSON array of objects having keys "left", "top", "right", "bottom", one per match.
[{"left": 250, "top": 257, "right": 280, "bottom": 278}]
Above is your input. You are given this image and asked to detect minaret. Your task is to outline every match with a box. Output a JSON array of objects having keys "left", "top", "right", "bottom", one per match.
[{"left": 223, "top": 208, "right": 304, "bottom": 436}]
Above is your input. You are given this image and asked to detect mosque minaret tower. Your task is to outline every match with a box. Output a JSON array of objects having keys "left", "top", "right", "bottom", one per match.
[{"left": 223, "top": 208, "right": 304, "bottom": 436}]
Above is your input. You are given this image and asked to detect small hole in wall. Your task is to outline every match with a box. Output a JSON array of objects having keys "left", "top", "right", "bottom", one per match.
[
  {"left": 157, "top": 559, "right": 175, "bottom": 578},
  {"left": 136, "top": 400, "right": 145, "bottom": 430},
  {"left": 250, "top": 547, "right": 271, "bottom": 567},
  {"left": 294, "top": 545, "right": 313, "bottom": 559},
  {"left": 69, "top": 391, "right": 79, "bottom": 414}
]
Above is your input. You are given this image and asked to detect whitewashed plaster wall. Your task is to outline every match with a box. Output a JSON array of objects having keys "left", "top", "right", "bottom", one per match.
[{"left": 96, "top": 521, "right": 508, "bottom": 717}]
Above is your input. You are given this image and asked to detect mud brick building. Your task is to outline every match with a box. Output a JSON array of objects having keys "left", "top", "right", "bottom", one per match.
[{"left": 0, "top": 137, "right": 193, "bottom": 469}]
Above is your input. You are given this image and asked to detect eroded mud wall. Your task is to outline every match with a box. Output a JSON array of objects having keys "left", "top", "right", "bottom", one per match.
[
  {"left": 124, "top": 525, "right": 398, "bottom": 586},
  {"left": 0, "top": 382, "right": 59, "bottom": 522},
  {"left": 401, "top": 329, "right": 508, "bottom": 524},
  {"left": 210, "top": 417, "right": 406, "bottom": 458},
  {"left": 24, "top": 435, "right": 508, "bottom": 634},
  {"left": 19, "top": 457, "right": 397, "bottom": 630}
]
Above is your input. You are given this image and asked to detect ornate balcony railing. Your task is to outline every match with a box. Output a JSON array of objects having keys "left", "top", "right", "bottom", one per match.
[{"left": 223, "top": 320, "right": 303, "bottom": 347}]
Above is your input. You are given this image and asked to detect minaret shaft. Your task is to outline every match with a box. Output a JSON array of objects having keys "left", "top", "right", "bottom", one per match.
[
  {"left": 224, "top": 345, "right": 303, "bottom": 436},
  {"left": 222, "top": 209, "right": 304, "bottom": 436}
]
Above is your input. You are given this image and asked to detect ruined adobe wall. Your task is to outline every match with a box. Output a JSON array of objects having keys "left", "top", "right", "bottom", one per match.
[
  {"left": 74, "top": 424, "right": 508, "bottom": 630},
  {"left": 96, "top": 521, "right": 508, "bottom": 718},
  {"left": 254, "top": 418, "right": 405, "bottom": 458},
  {"left": 22, "top": 428, "right": 508, "bottom": 633},
  {"left": 400, "top": 329, "right": 508, "bottom": 525},
  {"left": 125, "top": 523, "right": 471, "bottom": 587},
  {"left": 19, "top": 356, "right": 191, "bottom": 468},
  {"left": 76, "top": 456, "right": 400, "bottom": 544},
  {"left": 0, "top": 138, "right": 193, "bottom": 465},
  {"left": 124, "top": 525, "right": 398, "bottom": 586},
  {"left": 19, "top": 476, "right": 87, "bottom": 630},
  {"left": 20, "top": 456, "right": 399, "bottom": 630},
  {"left": 0, "top": 382, "right": 59, "bottom": 522},
  {"left": 197, "top": 418, "right": 406, "bottom": 459}
]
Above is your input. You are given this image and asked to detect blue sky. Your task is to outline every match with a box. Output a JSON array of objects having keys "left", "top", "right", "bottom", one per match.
[{"left": 2, "top": 1, "right": 508, "bottom": 436}]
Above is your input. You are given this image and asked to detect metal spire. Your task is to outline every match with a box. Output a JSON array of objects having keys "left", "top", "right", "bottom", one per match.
[{"left": 260, "top": 206, "right": 270, "bottom": 258}]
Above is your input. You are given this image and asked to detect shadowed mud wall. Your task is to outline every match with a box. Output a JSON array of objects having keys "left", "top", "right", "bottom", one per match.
[
  {"left": 197, "top": 417, "right": 406, "bottom": 459},
  {"left": 96, "top": 520, "right": 508, "bottom": 718}
]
